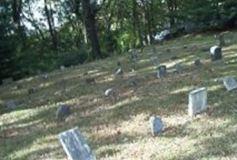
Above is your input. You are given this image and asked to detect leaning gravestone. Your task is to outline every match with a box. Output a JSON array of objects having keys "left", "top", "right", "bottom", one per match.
[
  {"left": 223, "top": 77, "right": 237, "bottom": 91},
  {"left": 210, "top": 45, "right": 222, "bottom": 61},
  {"left": 157, "top": 65, "right": 167, "bottom": 78},
  {"left": 149, "top": 116, "right": 164, "bottom": 136},
  {"left": 188, "top": 87, "right": 207, "bottom": 117},
  {"left": 56, "top": 105, "right": 71, "bottom": 121},
  {"left": 58, "top": 127, "right": 96, "bottom": 160}
]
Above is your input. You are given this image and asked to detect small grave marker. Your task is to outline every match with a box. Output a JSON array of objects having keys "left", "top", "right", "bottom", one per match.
[
  {"left": 175, "top": 63, "right": 182, "bottom": 73},
  {"left": 210, "top": 45, "right": 222, "bottom": 61},
  {"left": 2, "top": 78, "right": 13, "bottom": 85},
  {"left": 157, "top": 65, "right": 167, "bottom": 78},
  {"left": 188, "top": 87, "right": 207, "bottom": 116},
  {"left": 223, "top": 77, "right": 237, "bottom": 91},
  {"left": 56, "top": 105, "right": 71, "bottom": 121},
  {"left": 149, "top": 116, "right": 164, "bottom": 136},
  {"left": 58, "top": 127, "right": 96, "bottom": 160}
]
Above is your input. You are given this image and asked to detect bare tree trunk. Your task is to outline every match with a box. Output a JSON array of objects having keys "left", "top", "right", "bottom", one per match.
[
  {"left": 82, "top": 0, "right": 102, "bottom": 59},
  {"left": 44, "top": 0, "right": 58, "bottom": 50}
]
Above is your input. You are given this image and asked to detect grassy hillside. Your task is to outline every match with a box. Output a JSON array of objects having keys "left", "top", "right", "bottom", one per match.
[{"left": 1, "top": 31, "right": 237, "bottom": 160}]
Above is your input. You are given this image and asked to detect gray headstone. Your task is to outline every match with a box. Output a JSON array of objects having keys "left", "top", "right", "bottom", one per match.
[
  {"left": 149, "top": 116, "right": 164, "bottom": 136},
  {"left": 223, "top": 77, "right": 237, "bottom": 91},
  {"left": 58, "top": 127, "right": 96, "bottom": 160},
  {"left": 28, "top": 87, "right": 37, "bottom": 95},
  {"left": 5, "top": 100, "right": 18, "bottom": 110},
  {"left": 194, "top": 59, "right": 202, "bottom": 66},
  {"left": 150, "top": 56, "right": 159, "bottom": 66},
  {"left": 114, "top": 67, "right": 123, "bottom": 76},
  {"left": 175, "top": 63, "right": 182, "bottom": 73},
  {"left": 60, "top": 65, "right": 66, "bottom": 71},
  {"left": 157, "top": 65, "right": 167, "bottom": 78},
  {"left": 210, "top": 45, "right": 222, "bottom": 61},
  {"left": 2, "top": 78, "right": 13, "bottom": 85},
  {"left": 105, "top": 88, "right": 115, "bottom": 97},
  {"left": 188, "top": 87, "right": 207, "bottom": 117},
  {"left": 56, "top": 105, "right": 71, "bottom": 121}
]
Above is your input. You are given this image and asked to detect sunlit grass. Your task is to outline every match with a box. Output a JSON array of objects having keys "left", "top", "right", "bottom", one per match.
[{"left": 1, "top": 31, "right": 237, "bottom": 160}]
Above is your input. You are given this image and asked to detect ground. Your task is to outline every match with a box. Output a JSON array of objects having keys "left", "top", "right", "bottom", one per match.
[{"left": 1, "top": 31, "right": 237, "bottom": 160}]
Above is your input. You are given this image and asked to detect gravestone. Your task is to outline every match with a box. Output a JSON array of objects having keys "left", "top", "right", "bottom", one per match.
[
  {"left": 58, "top": 127, "right": 96, "bottom": 160},
  {"left": 56, "top": 105, "right": 71, "bottom": 121},
  {"left": 2, "top": 78, "right": 13, "bottom": 85},
  {"left": 28, "top": 87, "right": 37, "bottom": 95},
  {"left": 210, "top": 46, "right": 222, "bottom": 61},
  {"left": 114, "top": 67, "right": 123, "bottom": 76},
  {"left": 60, "top": 65, "right": 66, "bottom": 71},
  {"left": 175, "top": 63, "right": 182, "bottom": 73},
  {"left": 150, "top": 56, "right": 159, "bottom": 66},
  {"left": 149, "top": 116, "right": 164, "bottom": 136},
  {"left": 215, "top": 34, "right": 225, "bottom": 47},
  {"left": 157, "top": 65, "right": 167, "bottom": 78},
  {"left": 223, "top": 77, "right": 237, "bottom": 91},
  {"left": 194, "top": 59, "right": 202, "bottom": 66},
  {"left": 188, "top": 87, "right": 207, "bottom": 117},
  {"left": 5, "top": 100, "right": 18, "bottom": 110}
]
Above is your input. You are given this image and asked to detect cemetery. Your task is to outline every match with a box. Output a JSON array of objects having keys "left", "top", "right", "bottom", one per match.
[
  {"left": 1, "top": 30, "right": 237, "bottom": 160},
  {"left": 1, "top": 0, "right": 237, "bottom": 157}
]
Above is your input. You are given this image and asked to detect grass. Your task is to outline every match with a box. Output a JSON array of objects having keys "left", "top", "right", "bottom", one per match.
[{"left": 1, "top": 31, "right": 237, "bottom": 160}]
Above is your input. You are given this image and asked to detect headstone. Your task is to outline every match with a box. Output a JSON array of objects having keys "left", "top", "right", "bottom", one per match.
[
  {"left": 58, "top": 127, "right": 96, "bottom": 160},
  {"left": 154, "top": 29, "right": 171, "bottom": 42},
  {"left": 60, "top": 65, "right": 66, "bottom": 71},
  {"left": 194, "top": 59, "right": 202, "bottom": 66},
  {"left": 150, "top": 56, "right": 159, "bottom": 66},
  {"left": 105, "top": 88, "right": 115, "bottom": 97},
  {"left": 114, "top": 67, "right": 123, "bottom": 76},
  {"left": 5, "top": 100, "right": 18, "bottom": 110},
  {"left": 157, "top": 65, "right": 167, "bottom": 78},
  {"left": 28, "top": 87, "right": 37, "bottom": 95},
  {"left": 223, "top": 77, "right": 237, "bottom": 91},
  {"left": 2, "top": 78, "right": 13, "bottom": 85},
  {"left": 56, "top": 105, "right": 71, "bottom": 121},
  {"left": 216, "top": 34, "right": 225, "bottom": 47},
  {"left": 210, "top": 45, "right": 222, "bottom": 61},
  {"left": 85, "top": 78, "right": 96, "bottom": 84},
  {"left": 175, "top": 63, "right": 182, "bottom": 73},
  {"left": 188, "top": 87, "right": 207, "bottom": 117},
  {"left": 42, "top": 74, "right": 49, "bottom": 80},
  {"left": 149, "top": 116, "right": 164, "bottom": 136}
]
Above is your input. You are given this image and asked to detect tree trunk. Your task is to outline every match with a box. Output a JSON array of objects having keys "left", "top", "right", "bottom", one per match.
[
  {"left": 44, "top": 0, "right": 58, "bottom": 50},
  {"left": 82, "top": 0, "right": 102, "bottom": 59}
]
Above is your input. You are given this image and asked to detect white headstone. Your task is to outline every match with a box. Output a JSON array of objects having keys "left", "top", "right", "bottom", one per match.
[
  {"left": 223, "top": 77, "right": 237, "bottom": 91},
  {"left": 210, "top": 45, "right": 222, "bottom": 61},
  {"left": 58, "top": 127, "right": 96, "bottom": 160},
  {"left": 188, "top": 87, "right": 207, "bottom": 116},
  {"left": 105, "top": 88, "right": 114, "bottom": 97}
]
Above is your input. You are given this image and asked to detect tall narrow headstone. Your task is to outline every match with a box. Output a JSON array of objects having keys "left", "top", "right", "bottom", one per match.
[
  {"left": 188, "top": 87, "right": 207, "bottom": 116},
  {"left": 210, "top": 46, "right": 222, "bottom": 61},
  {"left": 157, "top": 65, "right": 167, "bottom": 78},
  {"left": 223, "top": 77, "right": 237, "bottom": 91},
  {"left": 58, "top": 127, "right": 96, "bottom": 160},
  {"left": 149, "top": 116, "right": 164, "bottom": 136}
]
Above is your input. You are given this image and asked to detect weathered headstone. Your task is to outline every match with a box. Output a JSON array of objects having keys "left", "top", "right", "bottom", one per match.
[
  {"left": 5, "top": 100, "right": 18, "bottom": 110},
  {"left": 194, "top": 59, "right": 202, "bottom": 66},
  {"left": 188, "top": 87, "right": 207, "bottom": 116},
  {"left": 223, "top": 77, "right": 237, "bottom": 91},
  {"left": 175, "top": 63, "right": 182, "bottom": 73},
  {"left": 154, "top": 29, "right": 171, "bottom": 42},
  {"left": 210, "top": 45, "right": 222, "bottom": 61},
  {"left": 60, "top": 65, "right": 66, "bottom": 71},
  {"left": 58, "top": 127, "right": 96, "bottom": 160},
  {"left": 114, "top": 67, "right": 123, "bottom": 76},
  {"left": 56, "top": 105, "right": 71, "bottom": 121},
  {"left": 105, "top": 88, "right": 118, "bottom": 102},
  {"left": 149, "top": 116, "right": 164, "bottom": 136},
  {"left": 150, "top": 56, "right": 159, "bottom": 66},
  {"left": 157, "top": 65, "right": 167, "bottom": 78},
  {"left": 2, "top": 78, "right": 13, "bottom": 85},
  {"left": 28, "top": 87, "right": 37, "bottom": 95}
]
